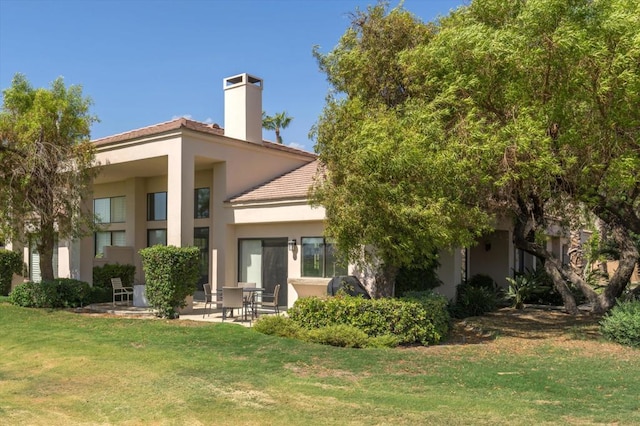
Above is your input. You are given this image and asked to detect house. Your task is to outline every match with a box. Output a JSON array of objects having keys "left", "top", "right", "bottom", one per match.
[{"left": 8, "top": 72, "right": 575, "bottom": 307}]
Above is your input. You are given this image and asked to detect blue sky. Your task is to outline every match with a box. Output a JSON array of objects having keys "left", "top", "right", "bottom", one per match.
[{"left": 0, "top": 0, "right": 466, "bottom": 152}]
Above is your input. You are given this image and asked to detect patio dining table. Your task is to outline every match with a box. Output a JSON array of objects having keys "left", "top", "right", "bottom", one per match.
[{"left": 215, "top": 286, "right": 266, "bottom": 320}]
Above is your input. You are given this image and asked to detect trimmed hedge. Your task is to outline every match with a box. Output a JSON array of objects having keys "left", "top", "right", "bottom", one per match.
[
  {"left": 93, "top": 263, "right": 135, "bottom": 289},
  {"left": 0, "top": 249, "right": 23, "bottom": 296},
  {"left": 139, "top": 245, "right": 200, "bottom": 319},
  {"left": 9, "top": 279, "right": 90, "bottom": 308},
  {"left": 288, "top": 292, "right": 450, "bottom": 346},
  {"left": 600, "top": 300, "right": 640, "bottom": 347}
]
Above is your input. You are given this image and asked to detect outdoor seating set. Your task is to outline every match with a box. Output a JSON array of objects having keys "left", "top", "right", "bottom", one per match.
[{"left": 203, "top": 282, "right": 281, "bottom": 322}]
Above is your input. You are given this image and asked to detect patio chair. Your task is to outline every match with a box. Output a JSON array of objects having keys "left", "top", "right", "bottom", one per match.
[
  {"left": 203, "top": 284, "right": 223, "bottom": 318},
  {"left": 258, "top": 284, "right": 280, "bottom": 315},
  {"left": 222, "top": 287, "right": 246, "bottom": 322},
  {"left": 111, "top": 277, "right": 133, "bottom": 306}
]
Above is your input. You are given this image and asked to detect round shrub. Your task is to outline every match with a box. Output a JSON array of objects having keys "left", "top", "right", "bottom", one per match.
[
  {"left": 600, "top": 301, "right": 640, "bottom": 347},
  {"left": 9, "top": 278, "right": 90, "bottom": 308},
  {"left": 253, "top": 315, "right": 305, "bottom": 339},
  {"left": 401, "top": 291, "right": 450, "bottom": 339}
]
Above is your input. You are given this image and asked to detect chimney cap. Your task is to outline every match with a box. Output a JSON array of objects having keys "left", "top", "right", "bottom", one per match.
[{"left": 224, "top": 73, "right": 263, "bottom": 89}]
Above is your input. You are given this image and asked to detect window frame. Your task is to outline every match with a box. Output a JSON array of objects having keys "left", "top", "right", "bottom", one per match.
[
  {"left": 147, "top": 229, "right": 167, "bottom": 247},
  {"left": 95, "top": 230, "right": 126, "bottom": 257},
  {"left": 194, "top": 187, "right": 210, "bottom": 219},
  {"left": 147, "top": 192, "right": 167, "bottom": 221},
  {"left": 94, "top": 196, "right": 126, "bottom": 224},
  {"left": 301, "top": 237, "right": 347, "bottom": 278}
]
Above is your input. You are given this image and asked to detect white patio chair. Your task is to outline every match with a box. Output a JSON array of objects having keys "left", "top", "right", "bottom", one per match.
[{"left": 111, "top": 277, "right": 133, "bottom": 306}]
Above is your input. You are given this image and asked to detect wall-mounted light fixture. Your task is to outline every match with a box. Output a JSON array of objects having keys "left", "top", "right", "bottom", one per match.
[
  {"left": 288, "top": 239, "right": 297, "bottom": 251},
  {"left": 485, "top": 242, "right": 492, "bottom": 251}
]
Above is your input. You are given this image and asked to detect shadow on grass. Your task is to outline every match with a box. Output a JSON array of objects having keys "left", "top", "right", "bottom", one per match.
[{"left": 444, "top": 306, "right": 603, "bottom": 345}]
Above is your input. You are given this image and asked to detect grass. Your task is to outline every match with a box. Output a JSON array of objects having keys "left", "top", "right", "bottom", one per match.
[{"left": 1, "top": 302, "right": 639, "bottom": 425}]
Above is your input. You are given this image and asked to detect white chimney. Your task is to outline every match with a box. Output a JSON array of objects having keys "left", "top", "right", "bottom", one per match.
[{"left": 223, "top": 73, "right": 263, "bottom": 143}]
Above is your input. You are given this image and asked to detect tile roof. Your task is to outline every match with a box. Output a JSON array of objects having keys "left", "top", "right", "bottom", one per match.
[
  {"left": 227, "top": 160, "right": 321, "bottom": 203},
  {"left": 91, "top": 117, "right": 316, "bottom": 158}
]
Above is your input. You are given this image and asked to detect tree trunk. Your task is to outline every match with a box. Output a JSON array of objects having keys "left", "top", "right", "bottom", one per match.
[
  {"left": 373, "top": 263, "right": 398, "bottom": 298},
  {"left": 592, "top": 224, "right": 638, "bottom": 313},
  {"left": 38, "top": 218, "right": 56, "bottom": 282}
]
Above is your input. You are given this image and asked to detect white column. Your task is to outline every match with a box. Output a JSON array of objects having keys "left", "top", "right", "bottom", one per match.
[{"left": 167, "top": 149, "right": 194, "bottom": 246}]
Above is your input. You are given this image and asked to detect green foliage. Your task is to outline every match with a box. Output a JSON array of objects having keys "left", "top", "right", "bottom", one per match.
[
  {"left": 139, "top": 245, "right": 200, "bottom": 319},
  {"left": 305, "top": 324, "right": 370, "bottom": 348},
  {"left": 261, "top": 111, "right": 293, "bottom": 144},
  {"left": 0, "top": 74, "right": 99, "bottom": 281},
  {"left": 0, "top": 249, "right": 22, "bottom": 296},
  {"left": 451, "top": 276, "right": 501, "bottom": 318},
  {"left": 9, "top": 278, "right": 90, "bottom": 308},
  {"left": 600, "top": 300, "right": 640, "bottom": 348},
  {"left": 395, "top": 261, "right": 443, "bottom": 296},
  {"left": 93, "top": 263, "right": 135, "bottom": 289},
  {"left": 401, "top": 291, "right": 450, "bottom": 339},
  {"left": 288, "top": 294, "right": 448, "bottom": 345},
  {"left": 253, "top": 315, "right": 305, "bottom": 339}
]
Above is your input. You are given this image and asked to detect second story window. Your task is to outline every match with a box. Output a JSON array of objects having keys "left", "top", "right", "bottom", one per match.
[
  {"left": 194, "top": 188, "right": 210, "bottom": 219},
  {"left": 147, "top": 192, "right": 167, "bottom": 221},
  {"left": 94, "top": 196, "right": 125, "bottom": 223}
]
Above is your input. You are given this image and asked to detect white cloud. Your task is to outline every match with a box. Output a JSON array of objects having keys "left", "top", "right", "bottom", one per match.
[{"left": 171, "top": 114, "right": 192, "bottom": 120}]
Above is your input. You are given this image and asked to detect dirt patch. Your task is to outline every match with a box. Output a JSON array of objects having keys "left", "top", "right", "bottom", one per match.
[
  {"left": 446, "top": 306, "right": 603, "bottom": 345},
  {"left": 436, "top": 306, "right": 637, "bottom": 357}
]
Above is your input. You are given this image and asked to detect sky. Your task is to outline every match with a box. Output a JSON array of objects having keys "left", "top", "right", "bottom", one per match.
[{"left": 0, "top": 0, "right": 467, "bottom": 153}]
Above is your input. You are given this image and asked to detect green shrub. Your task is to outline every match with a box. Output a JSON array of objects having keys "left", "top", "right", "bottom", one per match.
[
  {"left": 468, "top": 274, "right": 497, "bottom": 290},
  {"left": 0, "top": 249, "right": 23, "bottom": 296},
  {"left": 396, "top": 261, "right": 442, "bottom": 296},
  {"left": 288, "top": 295, "right": 446, "bottom": 345},
  {"left": 600, "top": 300, "right": 640, "bottom": 347},
  {"left": 9, "top": 279, "right": 90, "bottom": 308},
  {"left": 305, "top": 324, "right": 370, "bottom": 348},
  {"left": 93, "top": 263, "right": 135, "bottom": 289},
  {"left": 139, "top": 245, "right": 200, "bottom": 319},
  {"left": 253, "top": 315, "right": 305, "bottom": 339},
  {"left": 451, "top": 284, "right": 500, "bottom": 319},
  {"left": 366, "top": 334, "right": 401, "bottom": 348},
  {"left": 401, "top": 291, "right": 450, "bottom": 339}
]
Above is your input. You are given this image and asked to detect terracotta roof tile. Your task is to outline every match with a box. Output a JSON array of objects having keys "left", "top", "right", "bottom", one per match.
[{"left": 228, "top": 160, "right": 321, "bottom": 203}]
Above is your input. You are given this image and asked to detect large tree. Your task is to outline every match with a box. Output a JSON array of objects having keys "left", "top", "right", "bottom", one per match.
[
  {"left": 0, "top": 74, "right": 98, "bottom": 281},
  {"left": 312, "top": 0, "right": 640, "bottom": 308}
]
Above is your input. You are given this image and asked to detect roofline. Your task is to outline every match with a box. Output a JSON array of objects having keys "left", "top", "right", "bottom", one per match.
[{"left": 91, "top": 117, "right": 317, "bottom": 159}]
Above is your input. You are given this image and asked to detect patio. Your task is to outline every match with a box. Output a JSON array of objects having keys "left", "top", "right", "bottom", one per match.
[{"left": 80, "top": 301, "right": 282, "bottom": 327}]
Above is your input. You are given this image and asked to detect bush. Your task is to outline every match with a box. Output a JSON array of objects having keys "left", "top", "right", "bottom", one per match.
[
  {"left": 402, "top": 291, "right": 450, "bottom": 339},
  {"left": 139, "top": 245, "right": 200, "bottom": 319},
  {"left": 305, "top": 325, "right": 370, "bottom": 348},
  {"left": 9, "top": 279, "right": 90, "bottom": 308},
  {"left": 253, "top": 315, "right": 305, "bottom": 339},
  {"left": 450, "top": 283, "right": 500, "bottom": 319},
  {"left": 288, "top": 295, "right": 447, "bottom": 345},
  {"left": 395, "top": 261, "right": 442, "bottom": 296},
  {"left": 93, "top": 263, "right": 135, "bottom": 289},
  {"left": 600, "top": 300, "right": 640, "bottom": 347},
  {"left": 0, "top": 249, "right": 23, "bottom": 296}
]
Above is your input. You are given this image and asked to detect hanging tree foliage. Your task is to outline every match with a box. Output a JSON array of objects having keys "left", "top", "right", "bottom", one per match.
[{"left": 311, "top": 0, "right": 640, "bottom": 310}]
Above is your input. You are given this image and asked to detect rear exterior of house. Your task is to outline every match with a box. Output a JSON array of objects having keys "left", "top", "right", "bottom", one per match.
[{"left": 6, "top": 72, "right": 581, "bottom": 306}]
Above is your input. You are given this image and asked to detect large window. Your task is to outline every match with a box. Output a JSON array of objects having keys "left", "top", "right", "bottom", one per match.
[
  {"left": 147, "top": 229, "right": 167, "bottom": 247},
  {"left": 95, "top": 231, "right": 126, "bottom": 257},
  {"left": 194, "top": 188, "right": 210, "bottom": 219},
  {"left": 94, "top": 196, "right": 125, "bottom": 223},
  {"left": 147, "top": 192, "right": 167, "bottom": 221},
  {"left": 301, "top": 237, "right": 347, "bottom": 278}
]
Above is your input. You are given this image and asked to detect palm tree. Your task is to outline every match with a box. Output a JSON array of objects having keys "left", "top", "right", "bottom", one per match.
[{"left": 262, "top": 111, "right": 293, "bottom": 144}]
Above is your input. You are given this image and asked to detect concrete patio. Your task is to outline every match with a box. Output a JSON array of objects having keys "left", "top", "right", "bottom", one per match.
[{"left": 80, "top": 301, "right": 282, "bottom": 327}]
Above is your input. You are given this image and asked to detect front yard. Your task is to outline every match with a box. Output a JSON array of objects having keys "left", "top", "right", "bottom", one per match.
[{"left": 1, "top": 302, "right": 638, "bottom": 425}]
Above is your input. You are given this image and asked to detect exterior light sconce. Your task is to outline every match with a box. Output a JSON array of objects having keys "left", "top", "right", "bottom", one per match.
[
  {"left": 485, "top": 242, "right": 492, "bottom": 251},
  {"left": 288, "top": 239, "right": 297, "bottom": 251}
]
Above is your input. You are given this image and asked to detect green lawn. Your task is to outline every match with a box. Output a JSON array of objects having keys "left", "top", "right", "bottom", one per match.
[{"left": 1, "top": 302, "right": 638, "bottom": 425}]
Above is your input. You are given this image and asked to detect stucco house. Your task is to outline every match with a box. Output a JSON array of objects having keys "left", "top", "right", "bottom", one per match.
[{"left": 7, "top": 72, "right": 573, "bottom": 307}]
